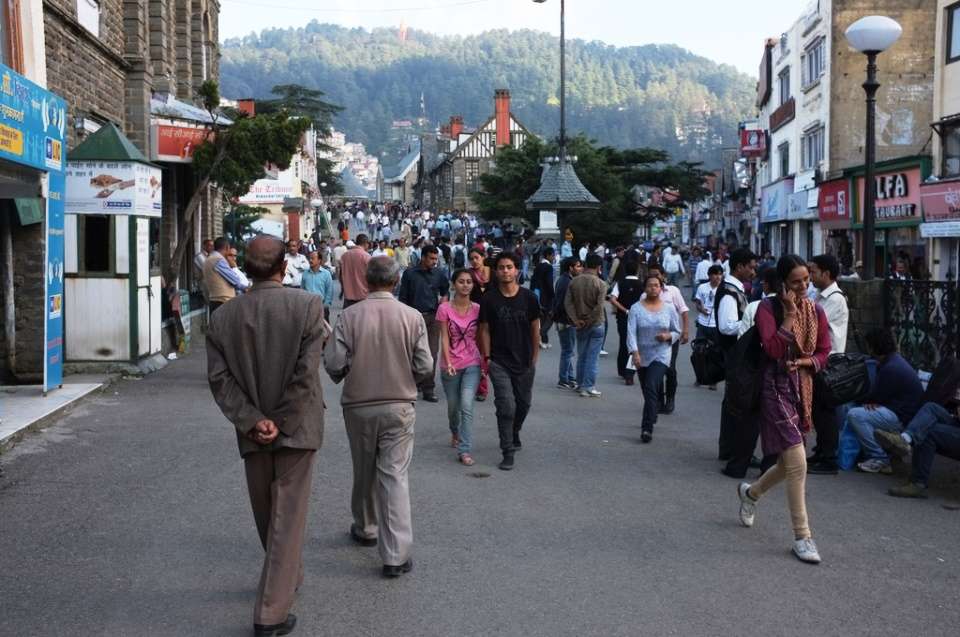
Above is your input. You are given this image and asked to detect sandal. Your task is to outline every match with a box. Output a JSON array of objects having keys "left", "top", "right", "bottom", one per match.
[
  {"left": 450, "top": 434, "right": 459, "bottom": 448},
  {"left": 459, "top": 453, "right": 475, "bottom": 466}
]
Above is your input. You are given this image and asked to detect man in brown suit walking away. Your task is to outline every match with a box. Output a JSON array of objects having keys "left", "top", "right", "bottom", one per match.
[
  {"left": 207, "top": 235, "right": 329, "bottom": 636},
  {"left": 324, "top": 256, "right": 433, "bottom": 578}
]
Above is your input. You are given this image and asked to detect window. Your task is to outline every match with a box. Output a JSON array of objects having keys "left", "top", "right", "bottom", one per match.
[
  {"left": 801, "top": 125, "right": 825, "bottom": 171},
  {"left": 944, "top": 121, "right": 960, "bottom": 178},
  {"left": 778, "top": 142, "right": 790, "bottom": 179},
  {"left": 802, "top": 38, "right": 825, "bottom": 88},
  {"left": 1, "top": 0, "right": 23, "bottom": 71},
  {"left": 949, "top": 2, "right": 960, "bottom": 64},
  {"left": 80, "top": 215, "right": 111, "bottom": 273},
  {"left": 778, "top": 67, "right": 791, "bottom": 106},
  {"left": 76, "top": 0, "right": 100, "bottom": 38},
  {"left": 465, "top": 159, "right": 480, "bottom": 192}
]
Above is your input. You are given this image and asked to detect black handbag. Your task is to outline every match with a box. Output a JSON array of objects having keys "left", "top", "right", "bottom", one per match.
[
  {"left": 691, "top": 337, "right": 726, "bottom": 386},
  {"left": 814, "top": 352, "right": 871, "bottom": 408}
]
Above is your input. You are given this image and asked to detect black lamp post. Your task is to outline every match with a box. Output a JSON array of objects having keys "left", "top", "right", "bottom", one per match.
[{"left": 845, "top": 16, "right": 902, "bottom": 280}]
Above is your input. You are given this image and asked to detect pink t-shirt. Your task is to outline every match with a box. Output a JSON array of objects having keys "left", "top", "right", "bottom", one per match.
[{"left": 436, "top": 301, "right": 482, "bottom": 370}]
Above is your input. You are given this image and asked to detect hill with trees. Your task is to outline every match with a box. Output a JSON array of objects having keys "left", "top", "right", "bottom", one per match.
[{"left": 220, "top": 22, "right": 756, "bottom": 168}]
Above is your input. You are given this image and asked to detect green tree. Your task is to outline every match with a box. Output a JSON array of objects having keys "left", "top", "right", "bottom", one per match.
[{"left": 223, "top": 204, "right": 269, "bottom": 263}]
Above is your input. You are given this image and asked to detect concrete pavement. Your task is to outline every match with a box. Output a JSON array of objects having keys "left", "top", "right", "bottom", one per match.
[{"left": 1, "top": 332, "right": 958, "bottom": 636}]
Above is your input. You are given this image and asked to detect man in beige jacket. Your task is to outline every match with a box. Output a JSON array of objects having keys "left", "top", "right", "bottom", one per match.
[
  {"left": 324, "top": 256, "right": 433, "bottom": 578},
  {"left": 207, "top": 235, "right": 328, "bottom": 636}
]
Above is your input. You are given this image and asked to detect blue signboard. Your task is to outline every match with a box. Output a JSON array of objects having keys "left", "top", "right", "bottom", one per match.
[
  {"left": 761, "top": 178, "right": 794, "bottom": 223},
  {"left": 1, "top": 64, "right": 67, "bottom": 392}
]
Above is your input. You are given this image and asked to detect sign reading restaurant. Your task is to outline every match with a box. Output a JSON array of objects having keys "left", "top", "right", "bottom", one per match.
[{"left": 855, "top": 167, "right": 922, "bottom": 223}]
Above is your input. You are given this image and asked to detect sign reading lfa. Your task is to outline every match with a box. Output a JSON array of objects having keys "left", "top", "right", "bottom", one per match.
[{"left": 66, "top": 161, "right": 162, "bottom": 217}]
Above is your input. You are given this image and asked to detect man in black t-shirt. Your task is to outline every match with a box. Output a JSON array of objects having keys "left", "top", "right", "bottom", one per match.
[{"left": 478, "top": 252, "right": 541, "bottom": 471}]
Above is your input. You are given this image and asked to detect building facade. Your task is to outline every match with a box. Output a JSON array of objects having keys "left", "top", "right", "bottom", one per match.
[{"left": 417, "top": 90, "right": 534, "bottom": 212}]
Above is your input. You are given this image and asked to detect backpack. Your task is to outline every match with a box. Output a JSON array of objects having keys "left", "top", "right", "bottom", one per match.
[
  {"left": 690, "top": 337, "right": 726, "bottom": 386},
  {"left": 453, "top": 246, "right": 466, "bottom": 269},
  {"left": 723, "top": 325, "right": 765, "bottom": 417}
]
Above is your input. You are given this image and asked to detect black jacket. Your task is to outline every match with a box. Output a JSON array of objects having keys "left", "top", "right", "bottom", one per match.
[{"left": 531, "top": 261, "right": 556, "bottom": 310}]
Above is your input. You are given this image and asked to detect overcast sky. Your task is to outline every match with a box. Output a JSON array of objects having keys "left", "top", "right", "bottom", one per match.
[{"left": 219, "top": 0, "right": 811, "bottom": 77}]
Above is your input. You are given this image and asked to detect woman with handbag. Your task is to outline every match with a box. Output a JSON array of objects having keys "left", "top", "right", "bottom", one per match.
[{"left": 736, "top": 255, "right": 831, "bottom": 564}]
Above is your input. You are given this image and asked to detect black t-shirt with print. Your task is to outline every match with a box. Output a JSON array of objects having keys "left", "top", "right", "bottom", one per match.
[{"left": 479, "top": 286, "right": 541, "bottom": 374}]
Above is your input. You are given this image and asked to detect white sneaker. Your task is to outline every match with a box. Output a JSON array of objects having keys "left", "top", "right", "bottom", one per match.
[
  {"left": 792, "top": 538, "right": 822, "bottom": 564},
  {"left": 539, "top": 342, "right": 548, "bottom": 350},
  {"left": 578, "top": 388, "right": 602, "bottom": 398},
  {"left": 599, "top": 350, "right": 609, "bottom": 357},
  {"left": 737, "top": 482, "right": 757, "bottom": 527}
]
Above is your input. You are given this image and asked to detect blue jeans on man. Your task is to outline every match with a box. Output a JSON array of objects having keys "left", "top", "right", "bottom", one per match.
[
  {"left": 440, "top": 365, "right": 482, "bottom": 456},
  {"left": 845, "top": 405, "right": 902, "bottom": 462},
  {"left": 575, "top": 323, "right": 605, "bottom": 391},
  {"left": 912, "top": 418, "right": 960, "bottom": 487},
  {"left": 557, "top": 323, "right": 577, "bottom": 385}
]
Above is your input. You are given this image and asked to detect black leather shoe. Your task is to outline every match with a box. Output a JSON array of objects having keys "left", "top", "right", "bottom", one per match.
[
  {"left": 498, "top": 454, "right": 515, "bottom": 471},
  {"left": 254, "top": 613, "right": 296, "bottom": 636},
  {"left": 721, "top": 465, "right": 747, "bottom": 479},
  {"left": 350, "top": 524, "right": 377, "bottom": 547},
  {"left": 421, "top": 392, "right": 439, "bottom": 403},
  {"left": 659, "top": 398, "right": 675, "bottom": 415},
  {"left": 807, "top": 459, "right": 839, "bottom": 475},
  {"left": 640, "top": 431, "right": 652, "bottom": 444},
  {"left": 382, "top": 559, "right": 413, "bottom": 578}
]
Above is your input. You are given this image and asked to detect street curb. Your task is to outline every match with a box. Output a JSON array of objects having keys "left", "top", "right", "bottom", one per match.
[{"left": 0, "top": 375, "right": 120, "bottom": 455}]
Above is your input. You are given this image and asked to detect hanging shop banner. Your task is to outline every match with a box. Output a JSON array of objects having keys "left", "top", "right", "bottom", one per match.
[
  {"left": 855, "top": 167, "right": 922, "bottom": 225},
  {"left": 150, "top": 122, "right": 211, "bottom": 163},
  {"left": 65, "top": 160, "right": 162, "bottom": 217},
  {"left": 739, "top": 129, "right": 767, "bottom": 158},
  {"left": 761, "top": 178, "right": 793, "bottom": 223},
  {"left": 919, "top": 180, "right": 960, "bottom": 223}
]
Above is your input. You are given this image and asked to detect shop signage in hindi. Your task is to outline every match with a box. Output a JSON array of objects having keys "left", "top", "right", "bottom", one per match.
[
  {"left": 818, "top": 179, "right": 850, "bottom": 223},
  {"left": 919, "top": 180, "right": 960, "bottom": 222},
  {"left": 66, "top": 161, "right": 162, "bottom": 217},
  {"left": 856, "top": 168, "right": 921, "bottom": 224},
  {"left": 0, "top": 64, "right": 67, "bottom": 172},
  {"left": 151, "top": 123, "right": 211, "bottom": 163}
]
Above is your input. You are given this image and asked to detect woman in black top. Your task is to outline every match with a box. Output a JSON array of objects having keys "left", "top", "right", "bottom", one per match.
[{"left": 608, "top": 256, "right": 645, "bottom": 384}]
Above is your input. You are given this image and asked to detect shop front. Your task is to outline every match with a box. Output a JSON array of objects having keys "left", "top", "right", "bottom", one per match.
[
  {"left": 787, "top": 187, "right": 820, "bottom": 259},
  {"left": 919, "top": 178, "right": 960, "bottom": 279},
  {"left": 818, "top": 178, "right": 854, "bottom": 270},
  {"left": 849, "top": 157, "right": 930, "bottom": 278},
  {"left": 760, "top": 178, "right": 792, "bottom": 257},
  {"left": 0, "top": 63, "right": 67, "bottom": 390}
]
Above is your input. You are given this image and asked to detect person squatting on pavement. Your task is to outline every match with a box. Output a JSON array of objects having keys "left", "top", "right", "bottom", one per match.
[
  {"left": 206, "top": 235, "right": 329, "bottom": 637},
  {"left": 324, "top": 256, "right": 434, "bottom": 579},
  {"left": 736, "top": 255, "right": 831, "bottom": 565},
  {"left": 478, "top": 252, "right": 541, "bottom": 472}
]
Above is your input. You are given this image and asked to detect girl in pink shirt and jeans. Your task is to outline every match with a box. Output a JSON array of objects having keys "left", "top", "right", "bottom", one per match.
[{"left": 438, "top": 269, "right": 485, "bottom": 465}]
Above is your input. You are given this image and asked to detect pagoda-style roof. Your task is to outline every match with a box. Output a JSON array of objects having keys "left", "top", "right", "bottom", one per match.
[
  {"left": 69, "top": 122, "right": 152, "bottom": 164},
  {"left": 526, "top": 158, "right": 600, "bottom": 211}
]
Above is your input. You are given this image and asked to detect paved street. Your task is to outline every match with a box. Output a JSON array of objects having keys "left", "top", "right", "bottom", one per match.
[{"left": 2, "top": 328, "right": 959, "bottom": 636}]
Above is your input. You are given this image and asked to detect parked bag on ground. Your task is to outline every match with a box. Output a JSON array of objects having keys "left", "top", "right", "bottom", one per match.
[
  {"left": 814, "top": 352, "right": 871, "bottom": 408},
  {"left": 723, "top": 326, "right": 764, "bottom": 417},
  {"left": 837, "top": 421, "right": 861, "bottom": 471},
  {"left": 690, "top": 337, "right": 725, "bottom": 386}
]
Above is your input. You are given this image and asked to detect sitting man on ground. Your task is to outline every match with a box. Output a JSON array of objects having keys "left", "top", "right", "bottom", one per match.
[
  {"left": 877, "top": 401, "right": 960, "bottom": 499},
  {"left": 844, "top": 327, "right": 923, "bottom": 475}
]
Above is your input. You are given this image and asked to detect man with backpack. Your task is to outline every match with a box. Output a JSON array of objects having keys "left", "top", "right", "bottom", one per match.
[{"left": 715, "top": 248, "right": 759, "bottom": 479}]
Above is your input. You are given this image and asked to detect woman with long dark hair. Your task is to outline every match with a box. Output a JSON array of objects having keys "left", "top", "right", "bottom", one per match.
[
  {"left": 736, "top": 255, "right": 831, "bottom": 564},
  {"left": 609, "top": 256, "right": 644, "bottom": 384},
  {"left": 468, "top": 247, "right": 492, "bottom": 400}
]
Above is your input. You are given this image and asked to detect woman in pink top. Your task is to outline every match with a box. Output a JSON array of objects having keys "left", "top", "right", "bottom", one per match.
[{"left": 438, "top": 269, "right": 484, "bottom": 465}]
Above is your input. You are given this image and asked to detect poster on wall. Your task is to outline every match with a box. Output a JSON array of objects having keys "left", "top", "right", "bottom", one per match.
[
  {"left": 150, "top": 122, "right": 211, "bottom": 163},
  {"left": 65, "top": 161, "right": 162, "bottom": 217}
]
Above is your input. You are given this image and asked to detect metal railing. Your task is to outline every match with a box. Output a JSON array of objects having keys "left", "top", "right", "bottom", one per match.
[{"left": 884, "top": 279, "right": 959, "bottom": 371}]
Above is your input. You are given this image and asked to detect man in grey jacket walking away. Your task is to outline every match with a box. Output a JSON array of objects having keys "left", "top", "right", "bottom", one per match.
[{"left": 324, "top": 256, "right": 434, "bottom": 578}]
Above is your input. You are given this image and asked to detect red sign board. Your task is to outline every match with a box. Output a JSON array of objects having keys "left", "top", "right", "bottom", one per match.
[
  {"left": 855, "top": 167, "right": 922, "bottom": 224},
  {"left": 740, "top": 129, "right": 767, "bottom": 158},
  {"left": 919, "top": 180, "right": 960, "bottom": 222},
  {"left": 152, "top": 124, "right": 212, "bottom": 163},
  {"left": 818, "top": 179, "right": 850, "bottom": 225}
]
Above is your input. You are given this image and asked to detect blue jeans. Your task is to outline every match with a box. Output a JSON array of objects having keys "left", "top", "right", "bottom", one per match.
[
  {"left": 904, "top": 402, "right": 956, "bottom": 447},
  {"left": 640, "top": 362, "right": 668, "bottom": 432},
  {"left": 440, "top": 365, "right": 481, "bottom": 455},
  {"left": 845, "top": 405, "right": 902, "bottom": 462},
  {"left": 912, "top": 420, "right": 960, "bottom": 486},
  {"left": 575, "top": 324, "right": 604, "bottom": 390},
  {"left": 557, "top": 323, "right": 577, "bottom": 384}
]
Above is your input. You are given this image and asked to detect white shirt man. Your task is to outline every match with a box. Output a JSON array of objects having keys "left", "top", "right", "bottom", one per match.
[
  {"left": 694, "top": 258, "right": 712, "bottom": 284},
  {"left": 663, "top": 250, "right": 685, "bottom": 276},
  {"left": 283, "top": 243, "right": 310, "bottom": 287},
  {"left": 716, "top": 252, "right": 757, "bottom": 339},
  {"left": 694, "top": 268, "right": 724, "bottom": 330},
  {"left": 809, "top": 255, "right": 849, "bottom": 354}
]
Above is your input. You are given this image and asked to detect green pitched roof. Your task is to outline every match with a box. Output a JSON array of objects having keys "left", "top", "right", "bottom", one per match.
[{"left": 69, "top": 122, "right": 152, "bottom": 164}]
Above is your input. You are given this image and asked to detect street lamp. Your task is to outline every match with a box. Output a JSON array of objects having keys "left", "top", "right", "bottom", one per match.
[{"left": 845, "top": 15, "right": 902, "bottom": 280}]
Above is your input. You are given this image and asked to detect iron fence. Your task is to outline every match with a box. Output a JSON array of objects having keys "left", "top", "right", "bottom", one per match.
[{"left": 884, "top": 279, "right": 959, "bottom": 371}]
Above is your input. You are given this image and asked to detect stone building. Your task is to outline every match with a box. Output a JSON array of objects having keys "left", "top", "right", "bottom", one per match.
[
  {"left": 416, "top": 90, "right": 534, "bottom": 212},
  {"left": 43, "top": 0, "right": 222, "bottom": 358}
]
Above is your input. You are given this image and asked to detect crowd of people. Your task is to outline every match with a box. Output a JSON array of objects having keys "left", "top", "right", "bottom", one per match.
[{"left": 198, "top": 214, "right": 960, "bottom": 635}]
